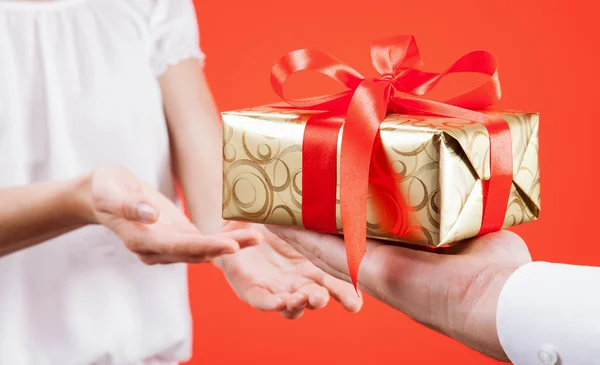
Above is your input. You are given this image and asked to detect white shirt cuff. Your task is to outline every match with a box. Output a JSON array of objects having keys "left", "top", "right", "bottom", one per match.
[{"left": 497, "top": 261, "right": 600, "bottom": 365}]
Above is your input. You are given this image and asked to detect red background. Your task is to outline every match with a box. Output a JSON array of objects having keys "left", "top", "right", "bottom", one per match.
[{"left": 185, "top": 0, "right": 597, "bottom": 364}]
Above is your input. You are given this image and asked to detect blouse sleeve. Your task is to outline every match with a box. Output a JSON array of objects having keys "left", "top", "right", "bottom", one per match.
[{"left": 147, "top": 0, "right": 205, "bottom": 76}]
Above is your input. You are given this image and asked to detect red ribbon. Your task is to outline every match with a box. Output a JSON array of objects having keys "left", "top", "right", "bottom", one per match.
[{"left": 270, "top": 35, "right": 513, "bottom": 288}]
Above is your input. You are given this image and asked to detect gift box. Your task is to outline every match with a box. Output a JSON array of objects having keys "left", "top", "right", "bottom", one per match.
[
  {"left": 221, "top": 35, "right": 540, "bottom": 284},
  {"left": 222, "top": 107, "right": 540, "bottom": 246}
]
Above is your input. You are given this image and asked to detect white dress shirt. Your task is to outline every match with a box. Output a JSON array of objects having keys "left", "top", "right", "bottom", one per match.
[
  {"left": 497, "top": 262, "right": 600, "bottom": 365},
  {"left": 0, "top": 0, "right": 204, "bottom": 364}
]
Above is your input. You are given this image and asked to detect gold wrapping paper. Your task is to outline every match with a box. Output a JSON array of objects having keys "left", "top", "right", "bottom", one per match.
[{"left": 222, "top": 106, "right": 540, "bottom": 247}]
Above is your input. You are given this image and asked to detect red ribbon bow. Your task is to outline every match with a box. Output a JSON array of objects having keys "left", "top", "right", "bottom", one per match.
[{"left": 270, "top": 35, "right": 513, "bottom": 288}]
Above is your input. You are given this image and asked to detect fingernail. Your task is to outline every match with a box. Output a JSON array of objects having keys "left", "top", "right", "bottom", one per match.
[
  {"left": 347, "top": 296, "right": 362, "bottom": 313},
  {"left": 217, "top": 248, "right": 236, "bottom": 255},
  {"left": 137, "top": 203, "right": 158, "bottom": 223}
]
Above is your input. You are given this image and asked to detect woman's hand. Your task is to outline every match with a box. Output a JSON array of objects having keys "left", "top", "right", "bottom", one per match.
[
  {"left": 88, "top": 165, "right": 262, "bottom": 265},
  {"left": 214, "top": 221, "right": 363, "bottom": 319},
  {"left": 268, "top": 226, "right": 531, "bottom": 360}
]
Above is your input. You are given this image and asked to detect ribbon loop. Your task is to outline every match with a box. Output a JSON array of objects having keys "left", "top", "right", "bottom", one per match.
[
  {"left": 371, "top": 35, "right": 423, "bottom": 75},
  {"left": 410, "top": 50, "right": 501, "bottom": 108},
  {"left": 270, "top": 49, "right": 364, "bottom": 109}
]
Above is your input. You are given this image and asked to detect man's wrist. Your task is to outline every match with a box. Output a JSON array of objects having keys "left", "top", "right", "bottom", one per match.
[{"left": 465, "top": 265, "right": 517, "bottom": 361}]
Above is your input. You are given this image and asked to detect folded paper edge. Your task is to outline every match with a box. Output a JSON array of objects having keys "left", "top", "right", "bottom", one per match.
[
  {"left": 437, "top": 131, "right": 480, "bottom": 246},
  {"left": 439, "top": 113, "right": 540, "bottom": 244},
  {"left": 512, "top": 114, "right": 541, "bottom": 216}
]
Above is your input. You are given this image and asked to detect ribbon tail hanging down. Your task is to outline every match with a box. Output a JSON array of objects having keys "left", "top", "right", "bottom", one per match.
[{"left": 340, "top": 80, "right": 391, "bottom": 289}]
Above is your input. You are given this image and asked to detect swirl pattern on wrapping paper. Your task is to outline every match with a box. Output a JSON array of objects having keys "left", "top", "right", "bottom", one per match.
[
  {"left": 365, "top": 122, "right": 442, "bottom": 245},
  {"left": 222, "top": 112, "right": 304, "bottom": 227},
  {"left": 504, "top": 113, "right": 541, "bottom": 224},
  {"left": 222, "top": 108, "right": 540, "bottom": 247},
  {"left": 366, "top": 136, "right": 410, "bottom": 237}
]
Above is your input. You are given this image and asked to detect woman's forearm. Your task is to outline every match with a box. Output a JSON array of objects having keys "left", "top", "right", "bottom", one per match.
[
  {"left": 160, "top": 59, "right": 223, "bottom": 234},
  {"left": 0, "top": 175, "right": 91, "bottom": 256}
]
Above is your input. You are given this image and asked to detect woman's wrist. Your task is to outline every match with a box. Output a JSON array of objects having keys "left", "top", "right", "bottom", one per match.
[
  {"left": 65, "top": 173, "right": 97, "bottom": 225},
  {"left": 188, "top": 209, "right": 224, "bottom": 235}
]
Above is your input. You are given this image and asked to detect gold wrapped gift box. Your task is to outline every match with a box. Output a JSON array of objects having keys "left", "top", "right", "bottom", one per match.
[{"left": 222, "top": 106, "right": 540, "bottom": 247}]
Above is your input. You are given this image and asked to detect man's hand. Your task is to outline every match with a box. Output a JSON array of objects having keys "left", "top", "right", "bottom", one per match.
[
  {"left": 215, "top": 221, "right": 363, "bottom": 319},
  {"left": 268, "top": 226, "right": 531, "bottom": 360},
  {"left": 88, "top": 165, "right": 262, "bottom": 264}
]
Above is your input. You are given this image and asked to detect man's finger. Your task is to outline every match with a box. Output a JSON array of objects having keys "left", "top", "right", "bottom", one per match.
[
  {"left": 267, "top": 226, "right": 350, "bottom": 280},
  {"left": 268, "top": 225, "right": 446, "bottom": 306},
  {"left": 244, "top": 287, "right": 286, "bottom": 311},
  {"left": 318, "top": 274, "right": 363, "bottom": 313}
]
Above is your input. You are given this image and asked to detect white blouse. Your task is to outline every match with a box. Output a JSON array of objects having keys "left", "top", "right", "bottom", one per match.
[{"left": 0, "top": 0, "right": 204, "bottom": 364}]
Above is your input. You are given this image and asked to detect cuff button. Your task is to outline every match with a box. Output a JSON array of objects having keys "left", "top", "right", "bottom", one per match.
[{"left": 538, "top": 345, "right": 558, "bottom": 365}]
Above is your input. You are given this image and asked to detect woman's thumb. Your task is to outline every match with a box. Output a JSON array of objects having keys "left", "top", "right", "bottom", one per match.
[
  {"left": 113, "top": 193, "right": 159, "bottom": 224},
  {"left": 132, "top": 201, "right": 159, "bottom": 223},
  {"left": 91, "top": 165, "right": 160, "bottom": 224}
]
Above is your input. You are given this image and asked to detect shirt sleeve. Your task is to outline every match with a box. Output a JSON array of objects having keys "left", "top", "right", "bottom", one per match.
[
  {"left": 496, "top": 261, "right": 600, "bottom": 365},
  {"left": 148, "top": 0, "right": 205, "bottom": 76}
]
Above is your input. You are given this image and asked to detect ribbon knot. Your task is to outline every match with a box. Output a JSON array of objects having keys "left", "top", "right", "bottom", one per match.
[
  {"left": 379, "top": 73, "right": 395, "bottom": 82},
  {"left": 270, "top": 35, "right": 514, "bottom": 289}
]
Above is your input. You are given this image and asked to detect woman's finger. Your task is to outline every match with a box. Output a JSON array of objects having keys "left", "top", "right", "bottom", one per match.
[
  {"left": 140, "top": 255, "right": 183, "bottom": 265},
  {"left": 278, "top": 291, "right": 306, "bottom": 319},
  {"left": 244, "top": 287, "right": 286, "bottom": 311},
  {"left": 156, "top": 251, "right": 237, "bottom": 264},
  {"left": 144, "top": 227, "right": 240, "bottom": 258},
  {"left": 280, "top": 309, "right": 304, "bottom": 320},
  {"left": 219, "top": 228, "right": 264, "bottom": 248},
  {"left": 286, "top": 291, "right": 308, "bottom": 312},
  {"left": 221, "top": 220, "right": 262, "bottom": 232},
  {"left": 298, "top": 282, "right": 330, "bottom": 309}
]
